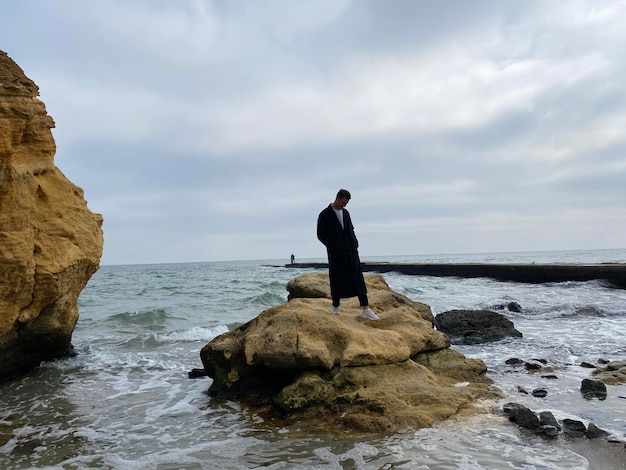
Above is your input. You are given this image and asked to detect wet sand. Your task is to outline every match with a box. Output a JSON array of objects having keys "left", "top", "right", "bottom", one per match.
[{"left": 565, "top": 439, "right": 626, "bottom": 469}]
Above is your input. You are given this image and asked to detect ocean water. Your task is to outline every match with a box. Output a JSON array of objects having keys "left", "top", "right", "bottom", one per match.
[{"left": 1, "top": 249, "right": 626, "bottom": 469}]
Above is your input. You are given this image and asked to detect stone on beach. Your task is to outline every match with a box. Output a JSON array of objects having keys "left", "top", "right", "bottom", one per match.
[
  {"left": 0, "top": 50, "right": 103, "bottom": 380},
  {"left": 434, "top": 309, "right": 523, "bottom": 345},
  {"left": 200, "top": 273, "right": 501, "bottom": 433},
  {"left": 285, "top": 271, "right": 435, "bottom": 325}
]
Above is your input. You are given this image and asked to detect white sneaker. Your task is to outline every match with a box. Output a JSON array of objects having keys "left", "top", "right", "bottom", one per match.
[
  {"left": 332, "top": 306, "right": 340, "bottom": 315},
  {"left": 359, "top": 308, "right": 380, "bottom": 320}
]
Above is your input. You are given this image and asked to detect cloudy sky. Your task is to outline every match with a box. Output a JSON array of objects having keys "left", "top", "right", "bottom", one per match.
[{"left": 2, "top": 1, "right": 625, "bottom": 265}]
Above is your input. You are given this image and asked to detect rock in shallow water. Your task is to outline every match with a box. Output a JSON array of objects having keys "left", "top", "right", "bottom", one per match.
[
  {"left": 200, "top": 273, "right": 502, "bottom": 433},
  {"left": 580, "top": 378, "right": 607, "bottom": 400},
  {"left": 434, "top": 309, "right": 523, "bottom": 344}
]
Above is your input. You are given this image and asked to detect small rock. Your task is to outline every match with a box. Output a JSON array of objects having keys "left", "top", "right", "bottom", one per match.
[
  {"left": 517, "top": 386, "right": 529, "bottom": 395},
  {"left": 585, "top": 423, "right": 609, "bottom": 439},
  {"left": 532, "top": 388, "right": 548, "bottom": 398},
  {"left": 539, "top": 411, "right": 561, "bottom": 431},
  {"left": 505, "top": 358, "right": 524, "bottom": 366},
  {"left": 188, "top": 368, "right": 208, "bottom": 379},
  {"left": 434, "top": 309, "right": 523, "bottom": 344},
  {"left": 0, "top": 433, "right": 14, "bottom": 447},
  {"left": 580, "top": 362, "right": 597, "bottom": 369},
  {"left": 503, "top": 404, "right": 561, "bottom": 437},
  {"left": 515, "top": 406, "right": 541, "bottom": 430},
  {"left": 598, "top": 358, "right": 610, "bottom": 365},
  {"left": 525, "top": 362, "right": 543, "bottom": 371},
  {"left": 507, "top": 302, "right": 522, "bottom": 312},
  {"left": 541, "top": 374, "right": 559, "bottom": 380},
  {"left": 562, "top": 419, "right": 586, "bottom": 438},
  {"left": 492, "top": 302, "right": 522, "bottom": 312},
  {"left": 539, "top": 425, "right": 560, "bottom": 438},
  {"left": 581, "top": 378, "right": 607, "bottom": 400},
  {"left": 502, "top": 402, "right": 525, "bottom": 416}
]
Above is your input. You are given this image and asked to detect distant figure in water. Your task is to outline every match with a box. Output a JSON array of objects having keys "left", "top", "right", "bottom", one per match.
[
  {"left": 316, "top": 189, "right": 379, "bottom": 320},
  {"left": 290, "top": 253, "right": 295, "bottom": 264}
]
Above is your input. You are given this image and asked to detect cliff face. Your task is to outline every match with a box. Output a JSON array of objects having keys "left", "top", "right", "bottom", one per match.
[{"left": 0, "top": 50, "right": 104, "bottom": 380}]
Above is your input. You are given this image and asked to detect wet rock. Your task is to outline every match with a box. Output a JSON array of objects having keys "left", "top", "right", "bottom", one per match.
[
  {"left": 188, "top": 368, "right": 208, "bottom": 379},
  {"left": 580, "top": 361, "right": 597, "bottom": 369},
  {"left": 502, "top": 403, "right": 544, "bottom": 435},
  {"left": 505, "top": 358, "right": 524, "bottom": 366},
  {"left": 581, "top": 378, "right": 607, "bottom": 400},
  {"left": 502, "top": 402, "right": 520, "bottom": 417},
  {"left": 524, "top": 361, "right": 543, "bottom": 371},
  {"left": 516, "top": 408, "right": 540, "bottom": 430},
  {"left": 532, "top": 388, "right": 548, "bottom": 398},
  {"left": 492, "top": 302, "right": 522, "bottom": 312},
  {"left": 502, "top": 402, "right": 524, "bottom": 416},
  {"left": 0, "top": 433, "right": 13, "bottom": 447},
  {"left": 435, "top": 309, "right": 522, "bottom": 345},
  {"left": 540, "top": 425, "right": 560, "bottom": 438},
  {"left": 539, "top": 411, "right": 561, "bottom": 431},
  {"left": 592, "top": 360, "right": 626, "bottom": 385},
  {"left": 517, "top": 386, "right": 529, "bottom": 395},
  {"left": 541, "top": 374, "right": 559, "bottom": 380},
  {"left": 503, "top": 404, "right": 614, "bottom": 443},
  {"left": 585, "top": 423, "right": 609, "bottom": 439},
  {"left": 201, "top": 273, "right": 500, "bottom": 433},
  {"left": 562, "top": 419, "right": 587, "bottom": 438}
]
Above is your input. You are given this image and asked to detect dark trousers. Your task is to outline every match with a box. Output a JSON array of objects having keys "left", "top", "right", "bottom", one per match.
[{"left": 332, "top": 293, "right": 368, "bottom": 308}]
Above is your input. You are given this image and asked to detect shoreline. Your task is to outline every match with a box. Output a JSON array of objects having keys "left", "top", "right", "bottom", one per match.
[{"left": 283, "top": 262, "right": 626, "bottom": 288}]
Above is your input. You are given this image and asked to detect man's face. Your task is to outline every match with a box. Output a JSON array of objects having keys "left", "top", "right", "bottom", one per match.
[{"left": 336, "top": 196, "right": 350, "bottom": 209}]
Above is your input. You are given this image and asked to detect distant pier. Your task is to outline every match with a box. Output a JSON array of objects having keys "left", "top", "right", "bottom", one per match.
[{"left": 284, "top": 262, "right": 626, "bottom": 288}]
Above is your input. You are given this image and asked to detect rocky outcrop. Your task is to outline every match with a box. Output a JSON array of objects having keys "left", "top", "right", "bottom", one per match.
[
  {"left": 286, "top": 272, "right": 435, "bottom": 325},
  {"left": 592, "top": 360, "right": 626, "bottom": 385},
  {"left": 435, "top": 309, "right": 523, "bottom": 344},
  {"left": 0, "top": 50, "right": 103, "bottom": 380},
  {"left": 201, "top": 273, "right": 501, "bottom": 433}
]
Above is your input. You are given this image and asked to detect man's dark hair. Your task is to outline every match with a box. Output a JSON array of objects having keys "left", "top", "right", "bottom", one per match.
[{"left": 337, "top": 189, "right": 351, "bottom": 200}]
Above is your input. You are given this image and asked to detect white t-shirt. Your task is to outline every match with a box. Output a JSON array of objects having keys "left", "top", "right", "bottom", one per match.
[{"left": 333, "top": 208, "right": 344, "bottom": 228}]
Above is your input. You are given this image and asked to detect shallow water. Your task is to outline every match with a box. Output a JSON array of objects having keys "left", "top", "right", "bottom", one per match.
[{"left": 1, "top": 250, "right": 626, "bottom": 469}]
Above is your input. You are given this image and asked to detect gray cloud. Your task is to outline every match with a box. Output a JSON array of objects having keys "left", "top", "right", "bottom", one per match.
[{"left": 2, "top": 0, "right": 625, "bottom": 264}]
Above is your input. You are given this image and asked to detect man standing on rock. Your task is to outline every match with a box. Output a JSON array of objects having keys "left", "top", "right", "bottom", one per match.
[{"left": 317, "top": 189, "right": 379, "bottom": 320}]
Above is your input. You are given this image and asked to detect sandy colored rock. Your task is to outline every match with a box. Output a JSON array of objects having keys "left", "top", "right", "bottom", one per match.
[
  {"left": 286, "top": 272, "right": 435, "bottom": 325},
  {"left": 592, "top": 360, "right": 626, "bottom": 385},
  {"left": 201, "top": 273, "right": 501, "bottom": 433},
  {"left": 0, "top": 50, "right": 103, "bottom": 380}
]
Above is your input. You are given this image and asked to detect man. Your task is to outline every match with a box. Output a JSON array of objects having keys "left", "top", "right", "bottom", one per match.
[{"left": 317, "top": 189, "right": 379, "bottom": 320}]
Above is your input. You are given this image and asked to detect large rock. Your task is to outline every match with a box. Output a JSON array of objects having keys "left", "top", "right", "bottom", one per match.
[
  {"left": 201, "top": 273, "right": 501, "bottom": 433},
  {"left": 435, "top": 309, "right": 523, "bottom": 344},
  {"left": 286, "top": 272, "right": 435, "bottom": 325},
  {"left": 0, "top": 50, "right": 103, "bottom": 380}
]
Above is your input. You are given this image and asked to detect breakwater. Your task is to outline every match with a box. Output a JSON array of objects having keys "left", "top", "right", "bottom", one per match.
[{"left": 285, "top": 262, "right": 626, "bottom": 288}]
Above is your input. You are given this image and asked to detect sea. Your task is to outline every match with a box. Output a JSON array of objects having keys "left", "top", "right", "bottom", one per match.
[{"left": 1, "top": 249, "right": 626, "bottom": 469}]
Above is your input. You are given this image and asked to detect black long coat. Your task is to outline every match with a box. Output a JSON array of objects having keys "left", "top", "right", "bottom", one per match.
[{"left": 316, "top": 204, "right": 368, "bottom": 300}]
